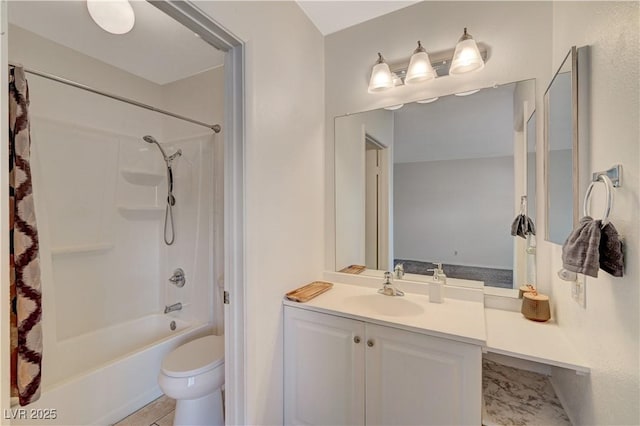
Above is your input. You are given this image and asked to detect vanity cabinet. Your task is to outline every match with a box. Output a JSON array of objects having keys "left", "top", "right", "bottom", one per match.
[{"left": 284, "top": 306, "right": 482, "bottom": 425}]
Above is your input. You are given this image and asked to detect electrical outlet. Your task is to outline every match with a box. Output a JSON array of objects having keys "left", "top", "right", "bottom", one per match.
[{"left": 571, "top": 278, "right": 586, "bottom": 307}]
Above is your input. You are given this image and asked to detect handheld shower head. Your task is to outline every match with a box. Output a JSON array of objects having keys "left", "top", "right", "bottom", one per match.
[
  {"left": 143, "top": 134, "right": 170, "bottom": 160},
  {"left": 142, "top": 135, "right": 157, "bottom": 144}
]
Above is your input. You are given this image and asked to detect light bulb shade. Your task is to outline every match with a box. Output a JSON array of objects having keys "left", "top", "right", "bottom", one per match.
[
  {"left": 405, "top": 51, "right": 436, "bottom": 84},
  {"left": 87, "top": 0, "right": 135, "bottom": 35},
  {"left": 368, "top": 61, "right": 394, "bottom": 93},
  {"left": 449, "top": 38, "right": 484, "bottom": 75}
]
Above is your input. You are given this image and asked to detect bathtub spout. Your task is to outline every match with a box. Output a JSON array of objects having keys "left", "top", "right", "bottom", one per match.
[{"left": 164, "top": 302, "right": 182, "bottom": 314}]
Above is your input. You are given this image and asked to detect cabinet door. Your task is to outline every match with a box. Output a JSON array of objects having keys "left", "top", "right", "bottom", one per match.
[
  {"left": 365, "top": 324, "right": 481, "bottom": 426},
  {"left": 284, "top": 307, "right": 365, "bottom": 425}
]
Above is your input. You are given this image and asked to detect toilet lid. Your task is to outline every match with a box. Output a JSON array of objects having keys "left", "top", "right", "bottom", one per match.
[{"left": 162, "top": 335, "right": 224, "bottom": 378}]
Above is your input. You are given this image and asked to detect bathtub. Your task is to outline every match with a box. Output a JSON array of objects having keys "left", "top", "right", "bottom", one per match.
[{"left": 12, "top": 314, "right": 213, "bottom": 425}]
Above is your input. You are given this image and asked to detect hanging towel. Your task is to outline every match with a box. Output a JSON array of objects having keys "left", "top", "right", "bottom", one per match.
[
  {"left": 599, "top": 222, "right": 624, "bottom": 277},
  {"left": 510, "top": 214, "right": 536, "bottom": 239},
  {"left": 9, "top": 65, "right": 43, "bottom": 406},
  {"left": 561, "top": 216, "right": 601, "bottom": 278}
]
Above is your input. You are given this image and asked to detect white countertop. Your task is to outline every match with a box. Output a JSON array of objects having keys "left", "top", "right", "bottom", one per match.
[
  {"left": 484, "top": 308, "right": 590, "bottom": 373},
  {"left": 283, "top": 282, "right": 486, "bottom": 346},
  {"left": 284, "top": 281, "right": 590, "bottom": 374}
]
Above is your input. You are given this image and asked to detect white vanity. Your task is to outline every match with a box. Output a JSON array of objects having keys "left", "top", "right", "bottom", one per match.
[{"left": 283, "top": 280, "right": 588, "bottom": 425}]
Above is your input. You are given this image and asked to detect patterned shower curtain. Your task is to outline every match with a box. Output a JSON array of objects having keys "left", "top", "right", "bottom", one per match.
[{"left": 9, "top": 65, "right": 42, "bottom": 406}]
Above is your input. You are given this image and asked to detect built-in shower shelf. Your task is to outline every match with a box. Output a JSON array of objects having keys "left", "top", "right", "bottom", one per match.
[
  {"left": 51, "top": 243, "right": 115, "bottom": 256},
  {"left": 118, "top": 205, "right": 164, "bottom": 220},
  {"left": 121, "top": 168, "right": 164, "bottom": 186}
]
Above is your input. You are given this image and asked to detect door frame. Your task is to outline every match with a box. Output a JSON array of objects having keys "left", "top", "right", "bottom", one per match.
[{"left": 146, "top": 2, "right": 248, "bottom": 423}]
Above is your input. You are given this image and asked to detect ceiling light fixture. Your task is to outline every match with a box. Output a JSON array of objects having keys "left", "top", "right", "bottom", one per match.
[
  {"left": 367, "top": 29, "right": 487, "bottom": 93},
  {"left": 454, "top": 89, "right": 481, "bottom": 97},
  {"left": 87, "top": 0, "right": 135, "bottom": 35},
  {"left": 416, "top": 97, "right": 439, "bottom": 104},
  {"left": 449, "top": 28, "right": 485, "bottom": 75},
  {"left": 384, "top": 104, "right": 404, "bottom": 111},
  {"left": 368, "top": 53, "right": 394, "bottom": 93}
]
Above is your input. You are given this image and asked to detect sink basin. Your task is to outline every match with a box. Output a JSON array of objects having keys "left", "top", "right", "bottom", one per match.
[{"left": 344, "top": 294, "right": 425, "bottom": 317}]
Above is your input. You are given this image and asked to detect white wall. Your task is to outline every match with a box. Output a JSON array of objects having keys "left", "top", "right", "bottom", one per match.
[
  {"left": 394, "top": 156, "right": 514, "bottom": 269},
  {"left": 191, "top": 2, "right": 326, "bottom": 424},
  {"left": 325, "top": 2, "right": 553, "bottom": 278},
  {"left": 545, "top": 2, "right": 640, "bottom": 425},
  {"left": 160, "top": 67, "right": 225, "bottom": 331}
]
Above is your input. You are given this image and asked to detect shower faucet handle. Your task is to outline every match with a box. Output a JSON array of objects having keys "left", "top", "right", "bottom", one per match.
[{"left": 169, "top": 268, "right": 186, "bottom": 287}]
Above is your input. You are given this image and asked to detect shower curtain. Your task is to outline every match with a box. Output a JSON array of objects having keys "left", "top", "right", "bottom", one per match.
[{"left": 9, "top": 65, "right": 42, "bottom": 406}]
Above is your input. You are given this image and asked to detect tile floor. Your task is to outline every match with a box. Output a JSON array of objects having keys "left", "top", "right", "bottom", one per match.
[{"left": 114, "top": 395, "right": 175, "bottom": 426}]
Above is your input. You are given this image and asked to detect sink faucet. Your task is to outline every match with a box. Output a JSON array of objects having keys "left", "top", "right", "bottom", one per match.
[
  {"left": 378, "top": 272, "right": 404, "bottom": 297},
  {"left": 164, "top": 302, "right": 182, "bottom": 314}
]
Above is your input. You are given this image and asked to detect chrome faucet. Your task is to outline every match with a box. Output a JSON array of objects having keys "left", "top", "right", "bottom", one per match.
[
  {"left": 164, "top": 302, "right": 182, "bottom": 314},
  {"left": 378, "top": 272, "right": 404, "bottom": 297}
]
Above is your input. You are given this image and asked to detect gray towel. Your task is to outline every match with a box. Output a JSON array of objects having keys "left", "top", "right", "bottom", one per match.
[
  {"left": 562, "top": 216, "right": 601, "bottom": 278},
  {"left": 600, "top": 222, "right": 624, "bottom": 277},
  {"left": 511, "top": 214, "right": 536, "bottom": 239}
]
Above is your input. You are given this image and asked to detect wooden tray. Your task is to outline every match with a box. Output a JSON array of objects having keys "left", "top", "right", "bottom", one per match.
[
  {"left": 339, "top": 264, "right": 366, "bottom": 274},
  {"left": 285, "top": 281, "right": 333, "bottom": 303}
]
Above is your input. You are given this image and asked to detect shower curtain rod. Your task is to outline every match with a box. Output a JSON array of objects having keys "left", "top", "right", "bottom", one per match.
[{"left": 9, "top": 63, "right": 222, "bottom": 133}]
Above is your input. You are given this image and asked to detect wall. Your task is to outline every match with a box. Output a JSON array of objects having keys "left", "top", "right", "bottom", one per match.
[
  {"left": 160, "top": 67, "right": 225, "bottom": 331},
  {"left": 325, "top": 2, "right": 554, "bottom": 282},
  {"left": 394, "top": 156, "right": 514, "bottom": 269},
  {"left": 545, "top": 2, "right": 640, "bottom": 425},
  {"left": 190, "top": 2, "right": 326, "bottom": 424}
]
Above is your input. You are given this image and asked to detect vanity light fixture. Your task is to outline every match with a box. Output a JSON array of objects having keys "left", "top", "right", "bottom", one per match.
[
  {"left": 368, "top": 53, "right": 394, "bottom": 93},
  {"left": 87, "top": 0, "right": 135, "bottom": 35},
  {"left": 405, "top": 41, "right": 436, "bottom": 84},
  {"left": 449, "top": 28, "right": 485, "bottom": 75},
  {"left": 416, "top": 97, "right": 439, "bottom": 104},
  {"left": 367, "top": 29, "right": 487, "bottom": 94}
]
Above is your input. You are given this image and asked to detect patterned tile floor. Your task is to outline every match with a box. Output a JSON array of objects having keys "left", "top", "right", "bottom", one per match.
[{"left": 114, "top": 395, "right": 175, "bottom": 426}]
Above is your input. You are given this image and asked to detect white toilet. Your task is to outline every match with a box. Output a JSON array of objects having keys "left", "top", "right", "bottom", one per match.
[{"left": 158, "top": 335, "right": 225, "bottom": 426}]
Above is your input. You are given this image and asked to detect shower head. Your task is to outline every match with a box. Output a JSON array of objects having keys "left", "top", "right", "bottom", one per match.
[{"left": 142, "top": 134, "right": 173, "bottom": 162}]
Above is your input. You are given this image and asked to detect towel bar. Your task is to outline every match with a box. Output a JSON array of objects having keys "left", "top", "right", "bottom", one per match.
[{"left": 583, "top": 173, "right": 613, "bottom": 226}]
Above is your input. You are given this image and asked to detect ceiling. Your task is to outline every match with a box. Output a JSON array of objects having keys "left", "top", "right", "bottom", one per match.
[
  {"left": 8, "top": 1, "right": 416, "bottom": 84},
  {"left": 296, "top": 0, "right": 419, "bottom": 35},
  {"left": 8, "top": 1, "right": 225, "bottom": 85}
]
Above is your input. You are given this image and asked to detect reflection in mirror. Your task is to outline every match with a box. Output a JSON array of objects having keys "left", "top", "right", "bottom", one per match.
[
  {"left": 526, "top": 111, "right": 537, "bottom": 284},
  {"left": 545, "top": 47, "right": 577, "bottom": 244},
  {"left": 335, "top": 79, "right": 536, "bottom": 290}
]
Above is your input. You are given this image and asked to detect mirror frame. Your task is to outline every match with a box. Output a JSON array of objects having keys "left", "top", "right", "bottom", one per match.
[{"left": 544, "top": 45, "right": 590, "bottom": 243}]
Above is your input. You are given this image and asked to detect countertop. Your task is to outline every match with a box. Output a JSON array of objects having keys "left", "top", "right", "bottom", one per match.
[
  {"left": 283, "top": 282, "right": 486, "bottom": 346},
  {"left": 284, "top": 281, "right": 590, "bottom": 373}
]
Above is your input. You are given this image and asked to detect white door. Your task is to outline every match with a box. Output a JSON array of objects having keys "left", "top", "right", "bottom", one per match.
[
  {"left": 365, "top": 324, "right": 482, "bottom": 426},
  {"left": 284, "top": 307, "right": 365, "bottom": 425}
]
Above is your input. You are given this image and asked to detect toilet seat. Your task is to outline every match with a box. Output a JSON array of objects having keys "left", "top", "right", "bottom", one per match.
[{"left": 161, "top": 335, "right": 224, "bottom": 378}]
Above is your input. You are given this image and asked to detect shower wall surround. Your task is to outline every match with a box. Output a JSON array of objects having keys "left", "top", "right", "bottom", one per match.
[{"left": 8, "top": 24, "right": 224, "bottom": 390}]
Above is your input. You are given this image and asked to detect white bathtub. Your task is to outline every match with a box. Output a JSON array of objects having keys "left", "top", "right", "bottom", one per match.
[{"left": 12, "top": 315, "right": 213, "bottom": 425}]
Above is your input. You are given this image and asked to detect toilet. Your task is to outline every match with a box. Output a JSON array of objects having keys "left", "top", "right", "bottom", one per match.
[{"left": 158, "top": 335, "right": 225, "bottom": 426}]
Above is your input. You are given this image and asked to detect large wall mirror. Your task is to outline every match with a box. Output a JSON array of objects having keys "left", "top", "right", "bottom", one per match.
[
  {"left": 545, "top": 46, "right": 590, "bottom": 244},
  {"left": 335, "top": 79, "right": 537, "bottom": 290}
]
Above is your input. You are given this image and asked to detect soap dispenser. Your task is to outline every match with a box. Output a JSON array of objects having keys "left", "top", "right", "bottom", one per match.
[{"left": 427, "top": 263, "right": 446, "bottom": 303}]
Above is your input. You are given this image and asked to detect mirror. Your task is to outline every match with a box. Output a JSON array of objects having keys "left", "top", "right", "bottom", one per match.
[
  {"left": 335, "top": 79, "right": 536, "bottom": 290},
  {"left": 545, "top": 46, "right": 589, "bottom": 244}
]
